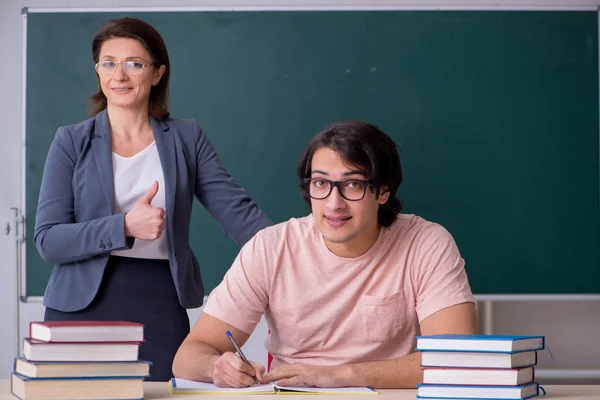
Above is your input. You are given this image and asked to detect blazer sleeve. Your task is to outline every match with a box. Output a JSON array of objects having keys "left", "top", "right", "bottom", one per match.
[
  {"left": 192, "top": 120, "right": 272, "bottom": 246},
  {"left": 34, "top": 127, "right": 133, "bottom": 265}
]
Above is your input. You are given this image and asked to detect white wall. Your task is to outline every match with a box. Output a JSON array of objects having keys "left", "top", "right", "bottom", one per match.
[{"left": 1, "top": 0, "right": 599, "bottom": 382}]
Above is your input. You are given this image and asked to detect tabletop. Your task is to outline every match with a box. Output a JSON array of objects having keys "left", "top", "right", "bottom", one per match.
[{"left": 2, "top": 380, "right": 600, "bottom": 399}]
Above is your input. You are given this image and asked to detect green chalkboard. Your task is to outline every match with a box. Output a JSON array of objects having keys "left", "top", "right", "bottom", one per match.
[{"left": 25, "top": 10, "right": 599, "bottom": 297}]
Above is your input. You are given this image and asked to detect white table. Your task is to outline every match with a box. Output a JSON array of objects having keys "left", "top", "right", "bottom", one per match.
[{"left": 2, "top": 381, "right": 600, "bottom": 399}]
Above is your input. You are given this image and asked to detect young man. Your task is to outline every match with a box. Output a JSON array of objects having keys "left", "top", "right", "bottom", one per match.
[{"left": 172, "top": 120, "right": 477, "bottom": 388}]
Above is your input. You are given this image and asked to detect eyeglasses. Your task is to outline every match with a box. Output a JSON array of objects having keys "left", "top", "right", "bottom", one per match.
[
  {"left": 302, "top": 178, "right": 373, "bottom": 201},
  {"left": 95, "top": 60, "right": 155, "bottom": 75}
]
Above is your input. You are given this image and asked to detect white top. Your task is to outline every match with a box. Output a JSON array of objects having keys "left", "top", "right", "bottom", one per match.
[{"left": 111, "top": 141, "right": 169, "bottom": 260}]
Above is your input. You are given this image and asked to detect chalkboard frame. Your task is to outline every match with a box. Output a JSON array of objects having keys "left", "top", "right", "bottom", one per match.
[{"left": 20, "top": 7, "right": 600, "bottom": 300}]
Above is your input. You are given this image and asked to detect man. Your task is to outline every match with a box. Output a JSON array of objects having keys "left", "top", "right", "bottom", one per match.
[{"left": 172, "top": 120, "right": 477, "bottom": 388}]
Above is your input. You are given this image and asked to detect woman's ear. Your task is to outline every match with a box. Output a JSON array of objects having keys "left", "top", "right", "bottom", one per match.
[{"left": 152, "top": 65, "right": 166, "bottom": 86}]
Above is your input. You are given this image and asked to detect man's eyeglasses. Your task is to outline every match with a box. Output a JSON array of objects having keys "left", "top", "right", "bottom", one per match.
[
  {"left": 95, "top": 60, "right": 155, "bottom": 76},
  {"left": 302, "top": 178, "right": 373, "bottom": 201}
]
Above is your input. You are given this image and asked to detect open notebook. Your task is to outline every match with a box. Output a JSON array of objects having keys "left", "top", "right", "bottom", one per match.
[{"left": 170, "top": 378, "right": 378, "bottom": 395}]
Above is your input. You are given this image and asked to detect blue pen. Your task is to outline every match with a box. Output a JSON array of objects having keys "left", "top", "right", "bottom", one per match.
[{"left": 226, "top": 330, "right": 260, "bottom": 384}]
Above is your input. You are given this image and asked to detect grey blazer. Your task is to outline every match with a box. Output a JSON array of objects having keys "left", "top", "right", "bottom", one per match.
[{"left": 34, "top": 110, "right": 272, "bottom": 312}]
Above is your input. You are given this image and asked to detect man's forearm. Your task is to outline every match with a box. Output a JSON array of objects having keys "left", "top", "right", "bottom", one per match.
[
  {"left": 342, "top": 352, "right": 423, "bottom": 389},
  {"left": 172, "top": 340, "right": 221, "bottom": 382}
]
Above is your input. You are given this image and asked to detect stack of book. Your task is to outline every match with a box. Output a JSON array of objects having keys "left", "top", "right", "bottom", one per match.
[
  {"left": 416, "top": 334, "right": 545, "bottom": 400},
  {"left": 11, "top": 321, "right": 149, "bottom": 400}
]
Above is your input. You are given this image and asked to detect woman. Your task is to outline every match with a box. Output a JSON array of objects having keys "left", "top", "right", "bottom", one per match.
[{"left": 34, "top": 17, "right": 272, "bottom": 381}]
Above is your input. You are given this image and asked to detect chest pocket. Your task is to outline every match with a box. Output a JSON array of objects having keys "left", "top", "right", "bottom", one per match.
[{"left": 354, "top": 290, "right": 407, "bottom": 343}]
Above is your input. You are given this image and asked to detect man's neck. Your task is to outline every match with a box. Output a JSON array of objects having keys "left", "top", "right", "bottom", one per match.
[{"left": 324, "top": 224, "right": 381, "bottom": 258}]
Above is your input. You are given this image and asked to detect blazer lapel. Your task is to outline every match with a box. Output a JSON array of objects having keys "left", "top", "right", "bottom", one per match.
[
  {"left": 92, "top": 110, "right": 115, "bottom": 213},
  {"left": 152, "top": 117, "right": 176, "bottom": 222}
]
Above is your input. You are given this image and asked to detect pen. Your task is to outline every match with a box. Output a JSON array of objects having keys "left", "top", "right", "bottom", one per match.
[{"left": 226, "top": 330, "right": 260, "bottom": 384}]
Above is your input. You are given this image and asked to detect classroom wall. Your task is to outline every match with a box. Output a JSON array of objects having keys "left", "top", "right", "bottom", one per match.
[{"left": 1, "top": 0, "right": 599, "bottom": 381}]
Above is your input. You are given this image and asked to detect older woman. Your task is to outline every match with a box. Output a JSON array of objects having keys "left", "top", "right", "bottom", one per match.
[{"left": 34, "top": 17, "right": 271, "bottom": 381}]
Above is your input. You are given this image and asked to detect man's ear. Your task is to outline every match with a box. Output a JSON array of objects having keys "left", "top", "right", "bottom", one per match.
[{"left": 378, "top": 186, "right": 391, "bottom": 205}]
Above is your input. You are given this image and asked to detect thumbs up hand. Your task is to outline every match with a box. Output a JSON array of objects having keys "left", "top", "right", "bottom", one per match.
[
  {"left": 124, "top": 181, "right": 166, "bottom": 240},
  {"left": 138, "top": 180, "right": 160, "bottom": 206}
]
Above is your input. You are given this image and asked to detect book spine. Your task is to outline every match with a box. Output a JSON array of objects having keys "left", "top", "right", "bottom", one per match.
[
  {"left": 11, "top": 374, "right": 24, "bottom": 400},
  {"left": 534, "top": 383, "right": 540, "bottom": 398}
]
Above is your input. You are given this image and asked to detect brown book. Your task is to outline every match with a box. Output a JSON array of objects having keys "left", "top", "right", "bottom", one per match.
[{"left": 11, "top": 373, "right": 144, "bottom": 400}]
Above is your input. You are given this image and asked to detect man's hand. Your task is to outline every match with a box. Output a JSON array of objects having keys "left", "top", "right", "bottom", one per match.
[
  {"left": 262, "top": 364, "right": 348, "bottom": 388},
  {"left": 212, "top": 352, "right": 265, "bottom": 388}
]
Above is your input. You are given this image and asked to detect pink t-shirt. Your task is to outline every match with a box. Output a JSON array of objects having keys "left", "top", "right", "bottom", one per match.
[{"left": 204, "top": 214, "right": 474, "bottom": 368}]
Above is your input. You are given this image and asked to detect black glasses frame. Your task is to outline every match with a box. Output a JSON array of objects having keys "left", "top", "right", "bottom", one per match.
[{"left": 302, "top": 178, "right": 373, "bottom": 201}]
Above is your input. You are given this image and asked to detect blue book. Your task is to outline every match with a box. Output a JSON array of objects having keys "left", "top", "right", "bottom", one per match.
[
  {"left": 14, "top": 356, "right": 151, "bottom": 378},
  {"left": 416, "top": 334, "right": 545, "bottom": 353},
  {"left": 11, "top": 372, "right": 144, "bottom": 400},
  {"left": 417, "top": 382, "right": 539, "bottom": 400}
]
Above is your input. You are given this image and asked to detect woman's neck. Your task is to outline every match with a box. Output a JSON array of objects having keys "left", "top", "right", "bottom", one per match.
[{"left": 107, "top": 105, "right": 152, "bottom": 140}]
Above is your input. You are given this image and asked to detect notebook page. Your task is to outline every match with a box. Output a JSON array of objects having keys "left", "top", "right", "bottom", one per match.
[
  {"left": 275, "top": 385, "right": 378, "bottom": 394},
  {"left": 171, "top": 378, "right": 274, "bottom": 393}
]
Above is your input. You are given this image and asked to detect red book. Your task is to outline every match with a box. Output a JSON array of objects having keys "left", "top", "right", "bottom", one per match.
[
  {"left": 29, "top": 321, "right": 144, "bottom": 343},
  {"left": 23, "top": 338, "right": 140, "bottom": 362},
  {"left": 422, "top": 366, "right": 534, "bottom": 386}
]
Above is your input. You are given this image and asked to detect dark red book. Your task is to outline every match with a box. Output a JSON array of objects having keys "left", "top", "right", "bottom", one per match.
[
  {"left": 422, "top": 366, "right": 534, "bottom": 386},
  {"left": 23, "top": 338, "right": 140, "bottom": 362},
  {"left": 29, "top": 321, "right": 144, "bottom": 343}
]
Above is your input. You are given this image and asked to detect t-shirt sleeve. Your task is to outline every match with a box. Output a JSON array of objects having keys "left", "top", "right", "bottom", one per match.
[
  {"left": 412, "top": 224, "right": 475, "bottom": 322},
  {"left": 203, "top": 231, "right": 270, "bottom": 334}
]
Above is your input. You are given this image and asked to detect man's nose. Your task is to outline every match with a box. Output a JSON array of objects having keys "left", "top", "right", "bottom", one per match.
[{"left": 325, "top": 184, "right": 346, "bottom": 209}]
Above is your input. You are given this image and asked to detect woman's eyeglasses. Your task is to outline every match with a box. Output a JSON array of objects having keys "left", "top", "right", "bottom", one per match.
[{"left": 95, "top": 60, "right": 155, "bottom": 76}]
